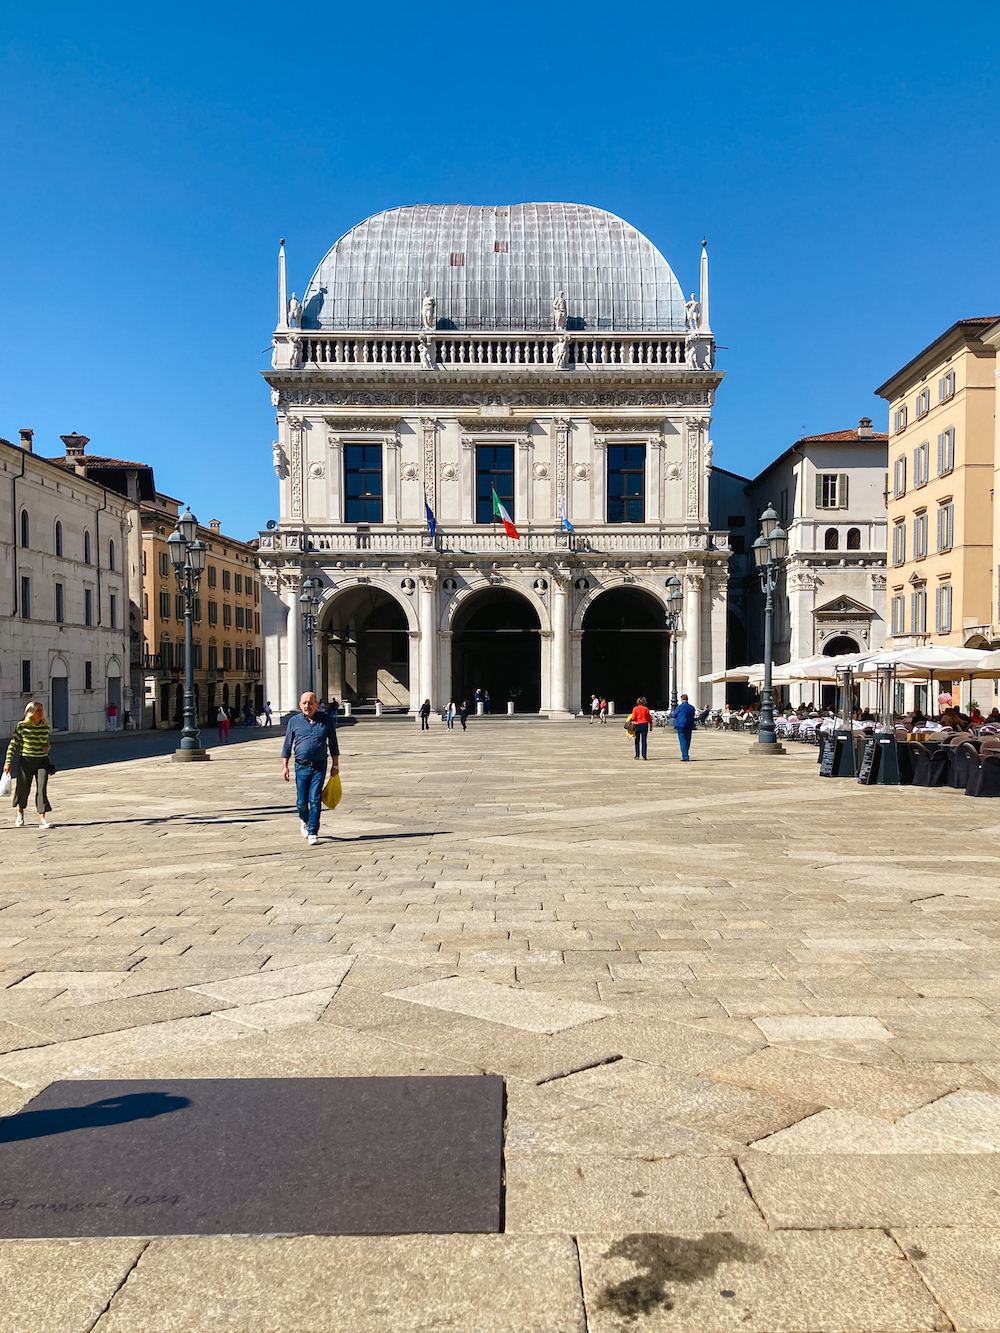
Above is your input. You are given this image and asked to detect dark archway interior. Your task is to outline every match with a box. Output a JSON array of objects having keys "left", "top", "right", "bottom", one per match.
[
  {"left": 823, "top": 634, "right": 860, "bottom": 656},
  {"left": 452, "top": 589, "right": 541, "bottom": 712},
  {"left": 581, "top": 587, "right": 669, "bottom": 711},
  {"left": 321, "top": 587, "right": 410, "bottom": 708}
]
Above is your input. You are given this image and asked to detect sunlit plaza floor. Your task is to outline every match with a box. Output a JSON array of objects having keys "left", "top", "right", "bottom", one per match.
[{"left": 3, "top": 717, "right": 1000, "bottom": 1330}]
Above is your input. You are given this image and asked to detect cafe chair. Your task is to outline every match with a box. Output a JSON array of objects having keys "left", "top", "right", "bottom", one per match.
[
  {"left": 949, "top": 739, "right": 980, "bottom": 790},
  {"left": 909, "top": 742, "right": 950, "bottom": 787},
  {"left": 966, "top": 752, "right": 1000, "bottom": 798}
]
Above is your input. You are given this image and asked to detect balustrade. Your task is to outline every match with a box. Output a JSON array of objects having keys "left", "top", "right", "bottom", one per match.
[{"left": 294, "top": 333, "right": 690, "bottom": 369}]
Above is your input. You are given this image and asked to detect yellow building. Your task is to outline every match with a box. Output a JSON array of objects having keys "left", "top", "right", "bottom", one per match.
[
  {"left": 983, "top": 319, "right": 1000, "bottom": 638},
  {"left": 877, "top": 319, "right": 997, "bottom": 674},
  {"left": 140, "top": 494, "right": 262, "bottom": 728}
]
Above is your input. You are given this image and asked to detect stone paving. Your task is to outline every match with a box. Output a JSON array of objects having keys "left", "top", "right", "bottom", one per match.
[{"left": 3, "top": 718, "right": 1000, "bottom": 1329}]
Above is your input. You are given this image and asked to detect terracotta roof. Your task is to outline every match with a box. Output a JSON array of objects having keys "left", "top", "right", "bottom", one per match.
[
  {"left": 796, "top": 429, "right": 889, "bottom": 443},
  {"left": 47, "top": 454, "right": 152, "bottom": 470}
]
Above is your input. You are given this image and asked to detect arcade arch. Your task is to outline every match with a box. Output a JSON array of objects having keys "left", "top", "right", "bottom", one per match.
[
  {"left": 451, "top": 587, "right": 541, "bottom": 713},
  {"left": 319, "top": 585, "right": 412, "bottom": 709},
  {"left": 581, "top": 585, "right": 669, "bottom": 711}
]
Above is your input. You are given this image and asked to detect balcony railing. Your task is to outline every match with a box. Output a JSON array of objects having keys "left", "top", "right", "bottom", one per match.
[
  {"left": 259, "top": 527, "right": 731, "bottom": 557},
  {"left": 286, "top": 331, "right": 694, "bottom": 371}
]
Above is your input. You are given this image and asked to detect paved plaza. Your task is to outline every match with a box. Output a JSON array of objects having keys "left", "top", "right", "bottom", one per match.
[{"left": 3, "top": 719, "right": 1000, "bottom": 1330}]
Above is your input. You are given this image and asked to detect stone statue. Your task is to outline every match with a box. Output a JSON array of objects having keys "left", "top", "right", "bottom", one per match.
[
  {"left": 418, "top": 333, "right": 436, "bottom": 371},
  {"left": 287, "top": 337, "right": 301, "bottom": 370},
  {"left": 287, "top": 293, "right": 302, "bottom": 328},
  {"left": 272, "top": 441, "right": 287, "bottom": 478},
  {"left": 703, "top": 439, "right": 713, "bottom": 475},
  {"left": 421, "top": 291, "right": 436, "bottom": 330},
  {"left": 685, "top": 294, "right": 701, "bottom": 331},
  {"left": 553, "top": 335, "right": 570, "bottom": 370},
  {"left": 553, "top": 290, "right": 568, "bottom": 331},
  {"left": 687, "top": 337, "right": 712, "bottom": 371}
]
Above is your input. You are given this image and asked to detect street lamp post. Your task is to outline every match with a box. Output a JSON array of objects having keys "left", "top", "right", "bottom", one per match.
[
  {"left": 665, "top": 575, "right": 682, "bottom": 709},
  {"left": 750, "top": 502, "right": 788, "bottom": 756},
  {"left": 168, "top": 507, "right": 209, "bottom": 762},
  {"left": 299, "top": 577, "right": 322, "bottom": 696}
]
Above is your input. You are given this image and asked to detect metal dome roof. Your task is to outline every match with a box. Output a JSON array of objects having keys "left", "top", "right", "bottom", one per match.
[{"left": 300, "top": 203, "right": 687, "bottom": 333}]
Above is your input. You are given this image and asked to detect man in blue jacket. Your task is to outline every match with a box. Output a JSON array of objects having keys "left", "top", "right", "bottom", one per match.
[
  {"left": 673, "top": 693, "right": 696, "bottom": 762},
  {"left": 281, "top": 692, "right": 339, "bottom": 845}
]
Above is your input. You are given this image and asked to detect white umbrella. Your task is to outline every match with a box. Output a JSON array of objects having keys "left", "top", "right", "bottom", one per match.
[{"left": 698, "top": 663, "right": 766, "bottom": 684}]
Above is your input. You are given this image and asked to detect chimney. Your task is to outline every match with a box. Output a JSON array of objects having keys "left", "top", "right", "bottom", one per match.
[
  {"left": 857, "top": 417, "right": 874, "bottom": 438},
  {"left": 18, "top": 429, "right": 33, "bottom": 453},
  {"left": 60, "top": 432, "right": 90, "bottom": 457},
  {"left": 209, "top": 519, "right": 221, "bottom": 534}
]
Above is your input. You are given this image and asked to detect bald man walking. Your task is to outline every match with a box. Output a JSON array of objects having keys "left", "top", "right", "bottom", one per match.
[{"left": 281, "top": 692, "right": 340, "bottom": 845}]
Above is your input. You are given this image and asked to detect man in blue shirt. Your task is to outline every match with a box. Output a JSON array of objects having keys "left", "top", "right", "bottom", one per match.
[
  {"left": 673, "top": 693, "right": 696, "bottom": 762},
  {"left": 281, "top": 692, "right": 340, "bottom": 845}
]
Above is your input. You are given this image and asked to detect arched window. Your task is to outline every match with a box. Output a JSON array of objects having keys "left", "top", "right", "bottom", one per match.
[
  {"left": 19, "top": 510, "right": 29, "bottom": 548},
  {"left": 84, "top": 531, "right": 91, "bottom": 565},
  {"left": 108, "top": 539, "right": 116, "bottom": 571},
  {"left": 824, "top": 528, "right": 839, "bottom": 550},
  {"left": 54, "top": 520, "right": 63, "bottom": 557},
  {"left": 847, "top": 527, "right": 861, "bottom": 550}
]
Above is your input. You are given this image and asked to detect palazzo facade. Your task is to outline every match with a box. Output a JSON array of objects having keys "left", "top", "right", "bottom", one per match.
[{"left": 258, "top": 204, "right": 729, "bottom": 716}]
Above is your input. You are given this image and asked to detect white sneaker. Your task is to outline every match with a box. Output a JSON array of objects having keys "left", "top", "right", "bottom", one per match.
[
  {"left": 38, "top": 819, "right": 51, "bottom": 830},
  {"left": 307, "top": 834, "right": 318, "bottom": 846},
  {"left": 300, "top": 820, "right": 308, "bottom": 838},
  {"left": 14, "top": 812, "right": 23, "bottom": 828}
]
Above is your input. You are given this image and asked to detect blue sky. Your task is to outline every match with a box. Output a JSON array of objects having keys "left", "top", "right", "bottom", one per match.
[{"left": 2, "top": 1, "right": 998, "bottom": 536}]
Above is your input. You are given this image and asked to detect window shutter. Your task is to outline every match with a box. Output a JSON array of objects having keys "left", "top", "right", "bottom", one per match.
[
  {"left": 937, "top": 434, "right": 944, "bottom": 474},
  {"left": 838, "top": 474, "right": 848, "bottom": 508},
  {"left": 815, "top": 474, "right": 823, "bottom": 508},
  {"left": 935, "top": 586, "right": 941, "bottom": 632}
]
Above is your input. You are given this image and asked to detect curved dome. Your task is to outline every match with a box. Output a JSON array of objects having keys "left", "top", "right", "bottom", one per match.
[{"left": 301, "top": 203, "right": 687, "bottom": 333}]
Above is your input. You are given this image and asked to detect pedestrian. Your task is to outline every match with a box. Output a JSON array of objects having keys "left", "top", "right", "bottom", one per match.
[
  {"left": 474, "top": 687, "right": 482, "bottom": 711},
  {"left": 445, "top": 700, "right": 455, "bottom": 731},
  {"left": 4, "top": 700, "right": 54, "bottom": 828},
  {"left": 483, "top": 690, "right": 491, "bottom": 714},
  {"left": 629, "top": 696, "right": 652, "bottom": 761},
  {"left": 419, "top": 698, "right": 431, "bottom": 731},
  {"left": 108, "top": 701, "right": 118, "bottom": 731},
  {"left": 674, "top": 693, "right": 696, "bottom": 762},
  {"left": 217, "top": 705, "right": 230, "bottom": 743},
  {"left": 599, "top": 697, "right": 607, "bottom": 724},
  {"left": 242, "top": 700, "right": 255, "bottom": 728},
  {"left": 458, "top": 700, "right": 469, "bottom": 731},
  {"left": 264, "top": 700, "right": 273, "bottom": 727},
  {"left": 590, "top": 694, "right": 599, "bottom": 724},
  {"left": 281, "top": 691, "right": 340, "bottom": 847}
]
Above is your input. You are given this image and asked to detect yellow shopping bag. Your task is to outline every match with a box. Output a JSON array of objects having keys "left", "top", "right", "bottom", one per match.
[{"left": 321, "top": 773, "right": 342, "bottom": 810}]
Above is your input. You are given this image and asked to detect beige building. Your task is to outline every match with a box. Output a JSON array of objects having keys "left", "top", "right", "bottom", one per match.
[
  {"left": 983, "top": 319, "right": 1000, "bottom": 640},
  {"left": 140, "top": 497, "right": 262, "bottom": 728},
  {"left": 877, "top": 318, "right": 997, "bottom": 660}
]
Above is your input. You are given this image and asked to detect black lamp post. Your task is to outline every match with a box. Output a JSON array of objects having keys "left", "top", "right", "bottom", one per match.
[
  {"left": 168, "top": 506, "right": 209, "bottom": 762},
  {"left": 299, "top": 577, "right": 322, "bottom": 696},
  {"left": 665, "top": 575, "right": 682, "bottom": 709},
  {"left": 750, "top": 502, "right": 788, "bottom": 754}
]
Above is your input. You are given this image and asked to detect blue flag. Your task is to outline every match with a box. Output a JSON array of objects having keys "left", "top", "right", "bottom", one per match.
[
  {"left": 424, "top": 495, "right": 437, "bottom": 539},
  {"left": 560, "top": 497, "right": 574, "bottom": 533}
]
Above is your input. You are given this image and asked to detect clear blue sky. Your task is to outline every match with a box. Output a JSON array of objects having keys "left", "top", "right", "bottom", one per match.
[{"left": 2, "top": 2, "right": 998, "bottom": 535}]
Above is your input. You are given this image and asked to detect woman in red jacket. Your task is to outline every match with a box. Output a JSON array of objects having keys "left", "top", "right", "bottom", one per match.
[{"left": 629, "top": 697, "right": 652, "bottom": 760}]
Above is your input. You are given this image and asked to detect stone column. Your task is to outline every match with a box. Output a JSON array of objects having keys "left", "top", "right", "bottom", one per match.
[
  {"left": 683, "top": 567, "right": 704, "bottom": 706},
  {"left": 439, "top": 630, "right": 453, "bottom": 709},
  {"left": 285, "top": 582, "right": 301, "bottom": 711},
  {"left": 570, "top": 628, "right": 583, "bottom": 717},
  {"left": 418, "top": 573, "right": 438, "bottom": 713},
  {"left": 550, "top": 574, "right": 571, "bottom": 717}
]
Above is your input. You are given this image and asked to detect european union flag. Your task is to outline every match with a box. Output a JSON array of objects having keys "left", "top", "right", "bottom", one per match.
[{"left": 424, "top": 495, "right": 437, "bottom": 539}]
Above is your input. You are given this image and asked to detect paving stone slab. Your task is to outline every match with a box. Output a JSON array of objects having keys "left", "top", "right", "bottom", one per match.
[
  {"left": 95, "top": 1234, "right": 586, "bottom": 1333},
  {"left": 739, "top": 1151, "right": 1000, "bottom": 1228},
  {"left": 754, "top": 1016, "right": 893, "bottom": 1043},
  {"left": 0, "top": 1238, "right": 145, "bottom": 1333},
  {"left": 893, "top": 1226, "right": 1000, "bottom": 1332},
  {"left": 0, "top": 1076, "right": 503, "bottom": 1237},
  {"left": 386, "top": 976, "right": 614, "bottom": 1033},
  {"left": 708, "top": 1046, "right": 956, "bottom": 1120},
  {"left": 187, "top": 956, "right": 355, "bottom": 1005},
  {"left": 577, "top": 1228, "right": 947, "bottom": 1332},
  {"left": 901, "top": 1090, "right": 1000, "bottom": 1150},
  {"left": 749, "top": 1108, "right": 989, "bottom": 1154}
]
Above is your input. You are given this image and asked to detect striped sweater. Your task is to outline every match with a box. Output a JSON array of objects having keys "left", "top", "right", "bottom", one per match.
[{"left": 5, "top": 720, "right": 50, "bottom": 766}]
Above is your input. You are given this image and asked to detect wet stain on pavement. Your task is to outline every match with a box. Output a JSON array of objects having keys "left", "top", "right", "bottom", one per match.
[{"left": 597, "top": 1231, "right": 759, "bottom": 1322}]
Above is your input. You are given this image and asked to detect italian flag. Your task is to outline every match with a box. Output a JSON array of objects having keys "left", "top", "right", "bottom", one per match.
[{"left": 492, "top": 488, "right": 519, "bottom": 539}]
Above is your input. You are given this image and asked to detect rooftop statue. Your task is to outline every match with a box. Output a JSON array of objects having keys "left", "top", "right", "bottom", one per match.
[
  {"left": 287, "top": 293, "right": 302, "bottom": 328},
  {"left": 685, "top": 294, "right": 701, "bottom": 331},
  {"left": 421, "top": 291, "right": 436, "bottom": 330},
  {"left": 418, "top": 333, "right": 436, "bottom": 370},
  {"left": 553, "top": 335, "right": 570, "bottom": 370},
  {"left": 553, "top": 290, "right": 567, "bottom": 331}
]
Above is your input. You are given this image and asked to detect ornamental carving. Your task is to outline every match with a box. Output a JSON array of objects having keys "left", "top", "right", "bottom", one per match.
[
  {"left": 573, "top": 463, "right": 590, "bottom": 480},
  {"left": 533, "top": 462, "right": 549, "bottom": 480},
  {"left": 401, "top": 461, "right": 418, "bottom": 480},
  {"left": 287, "top": 418, "right": 304, "bottom": 519},
  {"left": 278, "top": 388, "right": 715, "bottom": 410},
  {"left": 421, "top": 418, "right": 437, "bottom": 510},
  {"left": 321, "top": 417, "right": 401, "bottom": 432},
  {"left": 442, "top": 463, "right": 458, "bottom": 481}
]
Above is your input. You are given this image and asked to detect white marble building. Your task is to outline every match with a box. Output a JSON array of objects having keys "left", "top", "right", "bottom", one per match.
[
  {"left": 1, "top": 431, "right": 140, "bottom": 735},
  {"left": 744, "top": 420, "right": 889, "bottom": 707},
  {"left": 258, "top": 204, "right": 730, "bottom": 716}
]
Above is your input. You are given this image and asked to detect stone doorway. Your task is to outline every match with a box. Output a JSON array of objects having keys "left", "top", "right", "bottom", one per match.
[
  {"left": 451, "top": 588, "right": 541, "bottom": 713},
  {"left": 581, "top": 587, "right": 669, "bottom": 711}
]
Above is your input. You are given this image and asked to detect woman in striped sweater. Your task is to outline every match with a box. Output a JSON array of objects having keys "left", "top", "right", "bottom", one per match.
[{"left": 3, "top": 700, "right": 53, "bottom": 828}]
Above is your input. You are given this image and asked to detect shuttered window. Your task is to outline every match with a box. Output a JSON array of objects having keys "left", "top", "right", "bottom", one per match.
[
  {"left": 935, "top": 584, "right": 953, "bottom": 633},
  {"left": 816, "top": 473, "right": 848, "bottom": 509},
  {"left": 937, "top": 502, "right": 954, "bottom": 553},
  {"left": 937, "top": 428, "right": 955, "bottom": 475},
  {"left": 892, "top": 457, "right": 906, "bottom": 498}
]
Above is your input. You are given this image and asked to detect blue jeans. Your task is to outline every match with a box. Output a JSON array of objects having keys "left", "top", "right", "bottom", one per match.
[
  {"left": 678, "top": 727, "right": 693, "bottom": 761},
  {"left": 295, "top": 764, "right": 325, "bottom": 836},
  {"left": 633, "top": 723, "right": 648, "bottom": 758}
]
